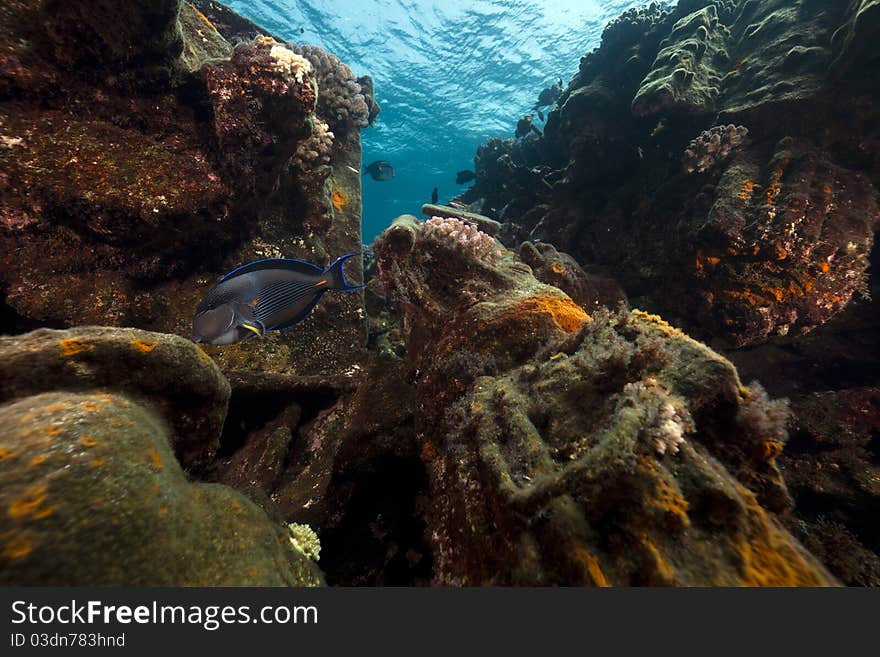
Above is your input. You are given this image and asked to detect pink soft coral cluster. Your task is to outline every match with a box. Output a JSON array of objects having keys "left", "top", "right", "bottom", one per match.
[{"left": 422, "top": 216, "right": 502, "bottom": 265}]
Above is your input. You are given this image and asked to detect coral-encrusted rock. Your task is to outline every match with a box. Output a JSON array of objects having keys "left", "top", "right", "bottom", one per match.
[
  {"left": 601, "top": 1, "right": 672, "bottom": 53},
  {"left": 458, "top": 0, "right": 880, "bottom": 350},
  {"left": 0, "top": 390, "right": 322, "bottom": 586},
  {"left": 203, "top": 36, "right": 316, "bottom": 197},
  {"left": 374, "top": 215, "right": 835, "bottom": 586},
  {"left": 632, "top": 5, "right": 729, "bottom": 116},
  {"left": 687, "top": 138, "right": 878, "bottom": 346},
  {"left": 0, "top": 326, "right": 229, "bottom": 468},
  {"left": 0, "top": 0, "right": 369, "bottom": 376},
  {"left": 722, "top": 0, "right": 849, "bottom": 115},
  {"left": 519, "top": 241, "right": 628, "bottom": 313},
  {"left": 779, "top": 388, "right": 880, "bottom": 586}
]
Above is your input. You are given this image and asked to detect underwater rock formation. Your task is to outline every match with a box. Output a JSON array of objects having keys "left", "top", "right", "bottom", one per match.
[
  {"left": 211, "top": 361, "right": 428, "bottom": 586},
  {"left": 374, "top": 215, "right": 835, "bottom": 585},
  {"left": 0, "top": 0, "right": 375, "bottom": 375},
  {"left": 683, "top": 123, "right": 748, "bottom": 174},
  {"left": 0, "top": 327, "right": 228, "bottom": 468},
  {"left": 0, "top": 327, "right": 322, "bottom": 586},
  {"left": 518, "top": 241, "right": 628, "bottom": 313},
  {"left": 779, "top": 387, "right": 880, "bottom": 586},
  {"left": 631, "top": 4, "right": 729, "bottom": 117},
  {"left": 457, "top": 0, "right": 880, "bottom": 349}
]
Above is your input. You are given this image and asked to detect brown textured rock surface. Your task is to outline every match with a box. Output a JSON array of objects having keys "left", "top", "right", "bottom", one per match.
[{"left": 0, "top": 0, "right": 372, "bottom": 375}]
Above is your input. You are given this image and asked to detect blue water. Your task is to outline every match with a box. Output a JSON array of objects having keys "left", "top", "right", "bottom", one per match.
[{"left": 227, "top": 0, "right": 648, "bottom": 242}]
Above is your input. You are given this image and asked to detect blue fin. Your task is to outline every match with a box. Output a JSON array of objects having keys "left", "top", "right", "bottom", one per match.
[
  {"left": 219, "top": 257, "right": 322, "bottom": 284},
  {"left": 323, "top": 253, "right": 366, "bottom": 291}
]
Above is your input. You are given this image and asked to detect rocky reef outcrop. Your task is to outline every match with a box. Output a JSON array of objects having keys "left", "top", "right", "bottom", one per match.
[
  {"left": 0, "top": 0, "right": 874, "bottom": 588},
  {"left": 0, "top": 0, "right": 375, "bottom": 375},
  {"left": 453, "top": 0, "right": 880, "bottom": 584},
  {"left": 0, "top": 327, "right": 322, "bottom": 586},
  {"left": 372, "top": 215, "right": 834, "bottom": 585},
  {"left": 457, "top": 0, "right": 880, "bottom": 350}
]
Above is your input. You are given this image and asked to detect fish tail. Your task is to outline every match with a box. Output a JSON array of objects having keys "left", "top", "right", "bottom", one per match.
[{"left": 324, "top": 253, "right": 365, "bottom": 292}]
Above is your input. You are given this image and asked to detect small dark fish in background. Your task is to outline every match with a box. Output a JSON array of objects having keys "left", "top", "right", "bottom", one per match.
[
  {"left": 537, "top": 109, "right": 545, "bottom": 122},
  {"left": 431, "top": 187, "right": 438, "bottom": 204},
  {"left": 455, "top": 170, "right": 476, "bottom": 185},
  {"left": 515, "top": 114, "right": 543, "bottom": 139},
  {"left": 533, "top": 77, "right": 563, "bottom": 111},
  {"left": 364, "top": 160, "right": 394, "bottom": 181},
  {"left": 192, "top": 254, "right": 364, "bottom": 345}
]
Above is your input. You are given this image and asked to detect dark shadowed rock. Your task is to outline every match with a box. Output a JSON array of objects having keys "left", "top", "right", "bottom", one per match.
[{"left": 779, "top": 387, "right": 880, "bottom": 586}]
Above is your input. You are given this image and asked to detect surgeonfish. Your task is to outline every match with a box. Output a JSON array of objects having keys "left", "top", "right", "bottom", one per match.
[
  {"left": 455, "top": 170, "right": 476, "bottom": 185},
  {"left": 364, "top": 160, "right": 395, "bottom": 181},
  {"left": 192, "top": 253, "right": 364, "bottom": 345},
  {"left": 533, "top": 77, "right": 563, "bottom": 110},
  {"left": 515, "top": 114, "right": 543, "bottom": 139}
]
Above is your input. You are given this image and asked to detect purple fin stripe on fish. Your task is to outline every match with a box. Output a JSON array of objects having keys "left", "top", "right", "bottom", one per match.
[
  {"left": 255, "top": 284, "right": 321, "bottom": 323},
  {"left": 254, "top": 280, "right": 315, "bottom": 311},
  {"left": 255, "top": 286, "right": 317, "bottom": 318}
]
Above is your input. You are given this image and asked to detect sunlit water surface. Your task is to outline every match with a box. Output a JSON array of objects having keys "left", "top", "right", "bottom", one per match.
[{"left": 228, "top": 0, "right": 648, "bottom": 241}]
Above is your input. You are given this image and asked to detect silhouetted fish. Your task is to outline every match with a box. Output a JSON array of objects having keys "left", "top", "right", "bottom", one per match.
[
  {"left": 456, "top": 170, "right": 476, "bottom": 185},
  {"left": 364, "top": 160, "right": 394, "bottom": 181},
  {"left": 533, "top": 77, "right": 563, "bottom": 110},
  {"left": 516, "top": 114, "right": 543, "bottom": 139},
  {"left": 192, "top": 254, "right": 364, "bottom": 345},
  {"left": 431, "top": 187, "right": 438, "bottom": 204}
]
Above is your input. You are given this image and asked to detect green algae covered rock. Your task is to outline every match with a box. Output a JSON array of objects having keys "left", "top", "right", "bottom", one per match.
[
  {"left": 0, "top": 391, "right": 322, "bottom": 586},
  {"left": 0, "top": 327, "right": 229, "bottom": 468},
  {"left": 632, "top": 4, "right": 729, "bottom": 116},
  {"left": 831, "top": 0, "right": 880, "bottom": 79}
]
